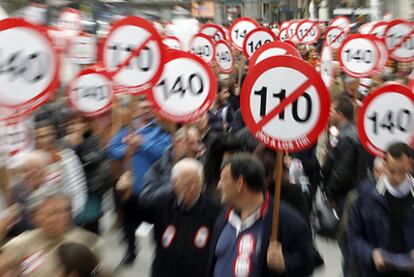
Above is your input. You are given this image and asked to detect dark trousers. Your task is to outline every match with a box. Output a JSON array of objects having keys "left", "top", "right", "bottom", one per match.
[{"left": 122, "top": 202, "right": 141, "bottom": 256}]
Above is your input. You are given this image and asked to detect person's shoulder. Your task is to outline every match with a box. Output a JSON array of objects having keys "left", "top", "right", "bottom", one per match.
[
  {"left": 201, "top": 195, "right": 222, "bottom": 214},
  {"left": 3, "top": 229, "right": 42, "bottom": 248},
  {"left": 279, "top": 200, "right": 308, "bottom": 227},
  {"left": 65, "top": 227, "right": 100, "bottom": 247}
]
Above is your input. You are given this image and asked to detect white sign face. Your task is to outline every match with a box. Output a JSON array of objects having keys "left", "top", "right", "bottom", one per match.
[
  {"left": 360, "top": 87, "right": 414, "bottom": 156},
  {"left": 57, "top": 8, "right": 82, "bottom": 38},
  {"left": 321, "top": 46, "right": 333, "bottom": 87},
  {"left": 384, "top": 20, "right": 414, "bottom": 62},
  {"left": 163, "top": 36, "right": 182, "bottom": 50},
  {"left": 70, "top": 35, "right": 97, "bottom": 64},
  {"left": 326, "top": 27, "right": 347, "bottom": 49},
  {"left": 3, "top": 119, "right": 34, "bottom": 159},
  {"left": 280, "top": 21, "right": 290, "bottom": 30},
  {"left": 0, "top": 21, "right": 58, "bottom": 108},
  {"left": 297, "top": 21, "right": 320, "bottom": 44},
  {"left": 215, "top": 41, "right": 234, "bottom": 73},
  {"left": 339, "top": 36, "right": 379, "bottom": 78},
  {"left": 243, "top": 28, "right": 276, "bottom": 58},
  {"left": 370, "top": 22, "right": 388, "bottom": 38},
  {"left": 190, "top": 33, "right": 215, "bottom": 64},
  {"left": 288, "top": 21, "right": 299, "bottom": 42},
  {"left": 359, "top": 22, "right": 375, "bottom": 34},
  {"left": 212, "top": 30, "right": 225, "bottom": 42},
  {"left": 149, "top": 51, "right": 216, "bottom": 123},
  {"left": 374, "top": 39, "right": 389, "bottom": 72},
  {"left": 102, "top": 17, "right": 164, "bottom": 91},
  {"left": 68, "top": 70, "right": 112, "bottom": 116},
  {"left": 278, "top": 28, "right": 289, "bottom": 42},
  {"left": 229, "top": 18, "right": 259, "bottom": 50},
  {"left": 22, "top": 4, "right": 47, "bottom": 26},
  {"left": 330, "top": 16, "right": 351, "bottom": 30},
  {"left": 241, "top": 56, "right": 330, "bottom": 152}
]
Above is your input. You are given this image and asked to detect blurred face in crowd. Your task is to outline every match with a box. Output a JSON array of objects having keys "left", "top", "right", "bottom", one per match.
[
  {"left": 135, "top": 99, "right": 154, "bottom": 124},
  {"left": 329, "top": 103, "right": 341, "bottom": 127},
  {"left": 217, "top": 164, "right": 239, "bottom": 205},
  {"left": 373, "top": 159, "right": 385, "bottom": 182},
  {"left": 66, "top": 117, "right": 84, "bottom": 135},
  {"left": 384, "top": 153, "right": 412, "bottom": 187},
  {"left": 217, "top": 86, "right": 230, "bottom": 106},
  {"left": 397, "top": 61, "right": 412, "bottom": 75},
  {"left": 345, "top": 79, "right": 359, "bottom": 97},
  {"left": 191, "top": 113, "right": 209, "bottom": 134},
  {"left": 32, "top": 196, "right": 72, "bottom": 238},
  {"left": 308, "top": 49, "right": 318, "bottom": 60},
  {"left": 22, "top": 156, "right": 46, "bottom": 190},
  {"left": 173, "top": 169, "right": 202, "bottom": 207},
  {"left": 297, "top": 44, "right": 307, "bottom": 57},
  {"left": 187, "top": 128, "right": 202, "bottom": 158},
  {"left": 35, "top": 125, "right": 56, "bottom": 150}
]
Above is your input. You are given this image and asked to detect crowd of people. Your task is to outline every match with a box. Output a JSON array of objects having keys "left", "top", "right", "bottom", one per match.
[{"left": 0, "top": 15, "right": 414, "bottom": 277}]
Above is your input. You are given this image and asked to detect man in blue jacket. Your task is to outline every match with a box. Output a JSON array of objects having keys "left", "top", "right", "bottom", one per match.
[
  {"left": 348, "top": 142, "right": 414, "bottom": 277},
  {"left": 108, "top": 96, "right": 171, "bottom": 265}
]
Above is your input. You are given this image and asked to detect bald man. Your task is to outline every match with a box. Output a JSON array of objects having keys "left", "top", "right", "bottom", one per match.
[{"left": 118, "top": 158, "right": 221, "bottom": 277}]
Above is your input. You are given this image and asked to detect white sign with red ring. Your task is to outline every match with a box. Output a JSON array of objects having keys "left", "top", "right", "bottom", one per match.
[
  {"left": 325, "top": 26, "right": 348, "bottom": 49},
  {"left": 320, "top": 45, "right": 334, "bottom": 88},
  {"left": 287, "top": 21, "right": 300, "bottom": 43},
  {"left": 338, "top": 34, "right": 380, "bottom": 78},
  {"left": 359, "top": 22, "right": 375, "bottom": 34},
  {"left": 373, "top": 37, "right": 389, "bottom": 72},
  {"left": 163, "top": 36, "right": 183, "bottom": 50},
  {"left": 200, "top": 23, "right": 226, "bottom": 41},
  {"left": 278, "top": 28, "right": 289, "bottom": 42},
  {"left": 229, "top": 17, "right": 260, "bottom": 51},
  {"left": 242, "top": 28, "right": 277, "bottom": 59},
  {"left": 329, "top": 16, "right": 351, "bottom": 30},
  {"left": 358, "top": 84, "right": 414, "bottom": 157},
  {"left": 0, "top": 18, "right": 59, "bottom": 114},
  {"left": 189, "top": 33, "right": 215, "bottom": 64},
  {"left": 69, "top": 34, "right": 97, "bottom": 65},
  {"left": 99, "top": 16, "right": 166, "bottom": 94},
  {"left": 296, "top": 20, "right": 321, "bottom": 45},
  {"left": 68, "top": 68, "right": 113, "bottom": 117},
  {"left": 240, "top": 56, "right": 331, "bottom": 152},
  {"left": 370, "top": 21, "right": 388, "bottom": 39},
  {"left": 148, "top": 50, "right": 217, "bottom": 123},
  {"left": 384, "top": 19, "right": 414, "bottom": 62},
  {"left": 409, "top": 70, "right": 414, "bottom": 92},
  {"left": 215, "top": 40, "right": 234, "bottom": 73},
  {"left": 3, "top": 119, "right": 34, "bottom": 158},
  {"left": 57, "top": 8, "right": 82, "bottom": 38},
  {"left": 280, "top": 21, "right": 290, "bottom": 30},
  {"left": 248, "top": 41, "right": 301, "bottom": 72}
]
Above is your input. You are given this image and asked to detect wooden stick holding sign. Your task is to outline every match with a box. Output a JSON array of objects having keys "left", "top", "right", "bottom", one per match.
[{"left": 271, "top": 151, "right": 284, "bottom": 240}]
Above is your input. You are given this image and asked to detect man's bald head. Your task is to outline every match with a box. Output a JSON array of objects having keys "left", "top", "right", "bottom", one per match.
[{"left": 22, "top": 150, "right": 51, "bottom": 190}]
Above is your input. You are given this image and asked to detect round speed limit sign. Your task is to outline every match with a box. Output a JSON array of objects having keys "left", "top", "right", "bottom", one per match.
[
  {"left": 338, "top": 34, "right": 380, "bottom": 78},
  {"left": 215, "top": 40, "right": 234, "bottom": 73},
  {"left": 163, "top": 36, "right": 182, "bottom": 50},
  {"left": 384, "top": 19, "right": 414, "bottom": 62},
  {"left": 229, "top": 17, "right": 260, "bottom": 51},
  {"left": 278, "top": 28, "right": 289, "bottom": 41},
  {"left": 297, "top": 20, "right": 321, "bottom": 44},
  {"left": 189, "top": 33, "right": 215, "bottom": 64},
  {"left": 358, "top": 84, "right": 414, "bottom": 157},
  {"left": 241, "top": 56, "right": 330, "bottom": 152},
  {"left": 325, "top": 26, "right": 348, "bottom": 49},
  {"left": 320, "top": 45, "right": 333, "bottom": 87},
  {"left": 100, "top": 16, "right": 166, "bottom": 94},
  {"left": 148, "top": 50, "right": 217, "bottom": 123},
  {"left": 68, "top": 68, "right": 113, "bottom": 117},
  {"left": 200, "top": 23, "right": 226, "bottom": 42},
  {"left": 0, "top": 18, "right": 59, "bottom": 112},
  {"left": 242, "top": 27, "right": 276, "bottom": 59}
]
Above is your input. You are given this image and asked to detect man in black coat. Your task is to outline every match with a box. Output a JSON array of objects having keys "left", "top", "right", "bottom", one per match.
[
  {"left": 206, "top": 153, "right": 315, "bottom": 277},
  {"left": 117, "top": 158, "right": 221, "bottom": 277}
]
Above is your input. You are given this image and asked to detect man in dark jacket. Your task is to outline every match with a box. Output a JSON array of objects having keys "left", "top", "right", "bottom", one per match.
[
  {"left": 348, "top": 143, "right": 414, "bottom": 277},
  {"left": 206, "top": 153, "right": 315, "bottom": 277},
  {"left": 322, "top": 96, "right": 361, "bottom": 216},
  {"left": 118, "top": 158, "right": 221, "bottom": 277}
]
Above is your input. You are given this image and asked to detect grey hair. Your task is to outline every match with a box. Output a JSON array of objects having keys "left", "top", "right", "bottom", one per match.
[
  {"left": 373, "top": 157, "right": 384, "bottom": 170},
  {"left": 171, "top": 158, "right": 204, "bottom": 185}
]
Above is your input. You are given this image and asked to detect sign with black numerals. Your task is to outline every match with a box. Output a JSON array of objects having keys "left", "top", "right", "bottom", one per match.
[
  {"left": 0, "top": 18, "right": 59, "bottom": 115},
  {"left": 215, "top": 40, "right": 234, "bottom": 73},
  {"left": 189, "top": 33, "right": 215, "bottom": 64},
  {"left": 338, "top": 34, "right": 380, "bottom": 78},
  {"left": 148, "top": 50, "right": 216, "bottom": 123},
  {"left": 3, "top": 119, "right": 34, "bottom": 158},
  {"left": 248, "top": 41, "right": 301, "bottom": 72},
  {"left": 241, "top": 56, "right": 330, "bottom": 152},
  {"left": 69, "top": 34, "right": 97, "bottom": 65},
  {"left": 200, "top": 23, "right": 226, "bottom": 42},
  {"left": 370, "top": 21, "right": 388, "bottom": 39},
  {"left": 325, "top": 26, "right": 348, "bottom": 49},
  {"left": 99, "top": 16, "right": 166, "bottom": 94},
  {"left": 163, "top": 36, "right": 182, "bottom": 50},
  {"left": 242, "top": 27, "right": 276, "bottom": 59},
  {"left": 68, "top": 68, "right": 113, "bottom": 117},
  {"left": 278, "top": 28, "right": 289, "bottom": 42},
  {"left": 384, "top": 19, "right": 414, "bottom": 62},
  {"left": 287, "top": 21, "right": 300, "bottom": 43},
  {"left": 229, "top": 17, "right": 260, "bottom": 51},
  {"left": 358, "top": 84, "right": 414, "bottom": 157},
  {"left": 297, "top": 20, "right": 321, "bottom": 45}
]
